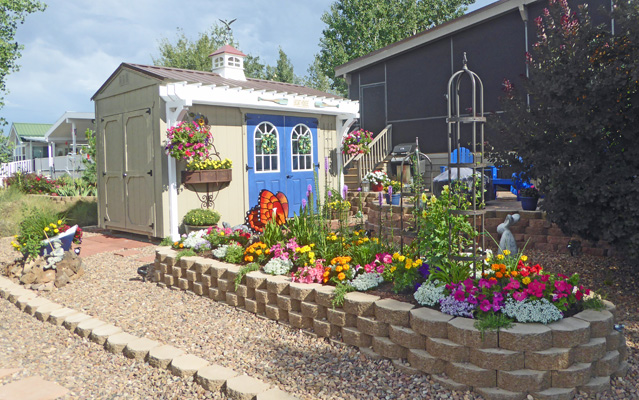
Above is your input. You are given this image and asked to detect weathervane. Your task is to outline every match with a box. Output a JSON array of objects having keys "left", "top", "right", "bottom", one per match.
[{"left": 219, "top": 18, "right": 236, "bottom": 44}]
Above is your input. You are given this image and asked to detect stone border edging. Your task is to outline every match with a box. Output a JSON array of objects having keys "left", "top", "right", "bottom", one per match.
[
  {"left": 0, "top": 276, "right": 296, "bottom": 400},
  {"left": 152, "top": 247, "right": 630, "bottom": 400}
]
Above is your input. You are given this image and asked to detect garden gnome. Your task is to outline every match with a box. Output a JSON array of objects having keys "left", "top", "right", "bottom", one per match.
[
  {"left": 43, "top": 240, "right": 65, "bottom": 270},
  {"left": 497, "top": 213, "right": 520, "bottom": 256}
]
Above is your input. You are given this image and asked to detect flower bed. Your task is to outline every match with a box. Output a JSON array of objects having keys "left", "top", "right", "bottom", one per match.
[{"left": 151, "top": 248, "right": 629, "bottom": 399}]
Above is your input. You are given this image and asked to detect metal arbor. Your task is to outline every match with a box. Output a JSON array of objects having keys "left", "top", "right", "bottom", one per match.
[{"left": 446, "top": 53, "right": 486, "bottom": 273}]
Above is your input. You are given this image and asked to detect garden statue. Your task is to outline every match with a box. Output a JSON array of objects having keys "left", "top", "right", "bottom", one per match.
[
  {"left": 43, "top": 240, "right": 65, "bottom": 270},
  {"left": 497, "top": 213, "right": 520, "bottom": 255}
]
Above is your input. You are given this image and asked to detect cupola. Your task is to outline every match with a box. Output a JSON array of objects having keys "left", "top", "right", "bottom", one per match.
[{"left": 209, "top": 44, "right": 247, "bottom": 81}]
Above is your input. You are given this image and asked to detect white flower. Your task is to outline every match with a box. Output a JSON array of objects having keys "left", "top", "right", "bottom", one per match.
[
  {"left": 350, "top": 272, "right": 384, "bottom": 291},
  {"left": 182, "top": 229, "right": 210, "bottom": 251},
  {"left": 263, "top": 258, "right": 293, "bottom": 275},
  {"left": 212, "top": 245, "right": 228, "bottom": 259},
  {"left": 414, "top": 280, "right": 446, "bottom": 306},
  {"left": 502, "top": 296, "right": 563, "bottom": 324}
]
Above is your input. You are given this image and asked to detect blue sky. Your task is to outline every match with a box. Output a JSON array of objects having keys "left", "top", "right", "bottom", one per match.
[{"left": 2, "top": 0, "right": 496, "bottom": 132}]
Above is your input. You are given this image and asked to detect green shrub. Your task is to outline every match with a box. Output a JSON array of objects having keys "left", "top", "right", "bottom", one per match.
[
  {"left": 183, "top": 208, "right": 221, "bottom": 226},
  {"left": 12, "top": 206, "right": 66, "bottom": 260},
  {"left": 223, "top": 243, "right": 244, "bottom": 264}
]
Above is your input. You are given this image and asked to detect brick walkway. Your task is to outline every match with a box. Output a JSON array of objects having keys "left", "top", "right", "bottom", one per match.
[{"left": 0, "top": 369, "right": 69, "bottom": 400}]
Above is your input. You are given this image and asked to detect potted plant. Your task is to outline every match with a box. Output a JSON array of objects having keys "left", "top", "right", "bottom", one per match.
[
  {"left": 385, "top": 180, "right": 403, "bottom": 205},
  {"left": 182, "top": 158, "right": 233, "bottom": 184},
  {"left": 165, "top": 120, "right": 212, "bottom": 163},
  {"left": 364, "top": 170, "right": 389, "bottom": 192},
  {"left": 342, "top": 129, "right": 373, "bottom": 157},
  {"left": 183, "top": 208, "right": 221, "bottom": 233},
  {"left": 519, "top": 186, "right": 540, "bottom": 211}
]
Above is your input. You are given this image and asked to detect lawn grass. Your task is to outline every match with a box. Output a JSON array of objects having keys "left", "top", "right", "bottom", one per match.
[{"left": 0, "top": 186, "right": 98, "bottom": 237}]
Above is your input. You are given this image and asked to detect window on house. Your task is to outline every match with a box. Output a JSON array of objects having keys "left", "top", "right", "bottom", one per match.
[
  {"left": 254, "top": 122, "right": 279, "bottom": 172},
  {"left": 214, "top": 57, "right": 224, "bottom": 68},
  {"left": 228, "top": 57, "right": 241, "bottom": 67},
  {"left": 291, "top": 124, "right": 313, "bottom": 171}
]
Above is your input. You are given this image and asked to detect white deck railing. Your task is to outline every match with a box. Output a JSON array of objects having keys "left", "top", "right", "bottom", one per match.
[
  {"left": 343, "top": 124, "right": 393, "bottom": 183},
  {"left": 0, "top": 155, "right": 85, "bottom": 186}
]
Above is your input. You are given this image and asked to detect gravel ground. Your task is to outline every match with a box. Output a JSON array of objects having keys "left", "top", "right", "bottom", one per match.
[{"left": 0, "top": 235, "right": 637, "bottom": 399}]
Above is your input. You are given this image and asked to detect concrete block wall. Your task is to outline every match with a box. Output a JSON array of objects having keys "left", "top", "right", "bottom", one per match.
[{"left": 153, "top": 248, "right": 629, "bottom": 400}]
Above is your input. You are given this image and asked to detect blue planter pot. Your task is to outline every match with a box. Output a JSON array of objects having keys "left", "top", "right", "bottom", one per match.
[
  {"left": 39, "top": 225, "right": 77, "bottom": 256},
  {"left": 520, "top": 197, "right": 538, "bottom": 211},
  {"left": 386, "top": 193, "right": 401, "bottom": 205}
]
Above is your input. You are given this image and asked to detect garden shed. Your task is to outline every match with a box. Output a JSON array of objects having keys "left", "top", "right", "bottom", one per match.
[
  {"left": 92, "top": 44, "right": 359, "bottom": 239},
  {"left": 334, "top": 0, "right": 612, "bottom": 169}
]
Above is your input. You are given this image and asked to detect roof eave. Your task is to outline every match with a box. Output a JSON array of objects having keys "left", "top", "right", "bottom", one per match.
[{"left": 335, "top": 0, "right": 538, "bottom": 76}]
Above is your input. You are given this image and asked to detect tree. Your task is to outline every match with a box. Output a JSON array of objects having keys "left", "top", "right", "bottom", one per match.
[
  {"left": 316, "top": 0, "right": 473, "bottom": 94},
  {"left": 153, "top": 26, "right": 298, "bottom": 84},
  {"left": 265, "top": 47, "right": 299, "bottom": 84},
  {"left": 0, "top": 0, "right": 47, "bottom": 126},
  {"left": 0, "top": 134, "right": 14, "bottom": 163},
  {"left": 304, "top": 56, "right": 333, "bottom": 93},
  {"left": 81, "top": 129, "right": 96, "bottom": 186},
  {"left": 490, "top": 0, "right": 639, "bottom": 259},
  {"left": 152, "top": 25, "right": 231, "bottom": 72}
]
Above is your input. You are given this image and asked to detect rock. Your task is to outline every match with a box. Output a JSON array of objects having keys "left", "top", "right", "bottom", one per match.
[
  {"left": 55, "top": 271, "right": 70, "bottom": 288},
  {"left": 40, "top": 270, "right": 56, "bottom": 284},
  {"left": 20, "top": 272, "right": 37, "bottom": 285},
  {"left": 69, "top": 265, "right": 84, "bottom": 280}
]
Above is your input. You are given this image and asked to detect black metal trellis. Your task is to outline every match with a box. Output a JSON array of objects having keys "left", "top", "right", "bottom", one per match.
[{"left": 446, "top": 53, "right": 486, "bottom": 274}]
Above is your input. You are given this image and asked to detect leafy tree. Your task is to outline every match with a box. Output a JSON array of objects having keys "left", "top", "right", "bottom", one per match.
[
  {"left": 317, "top": 0, "right": 472, "bottom": 94},
  {"left": 265, "top": 47, "right": 299, "bottom": 84},
  {"left": 490, "top": 0, "right": 639, "bottom": 259},
  {"left": 153, "top": 26, "right": 297, "bottom": 84},
  {"left": 304, "top": 56, "right": 333, "bottom": 93},
  {"left": 0, "top": 134, "right": 14, "bottom": 163},
  {"left": 0, "top": 0, "right": 47, "bottom": 126},
  {"left": 152, "top": 25, "right": 232, "bottom": 72}
]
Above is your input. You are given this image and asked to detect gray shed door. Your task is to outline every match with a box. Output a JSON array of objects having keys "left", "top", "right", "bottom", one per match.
[{"left": 101, "top": 109, "right": 155, "bottom": 234}]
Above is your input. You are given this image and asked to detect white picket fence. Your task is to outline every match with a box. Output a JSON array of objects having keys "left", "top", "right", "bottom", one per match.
[{"left": 0, "top": 155, "right": 86, "bottom": 186}]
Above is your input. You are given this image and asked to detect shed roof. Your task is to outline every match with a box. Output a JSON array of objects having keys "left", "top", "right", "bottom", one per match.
[
  {"left": 335, "top": 0, "right": 537, "bottom": 76},
  {"left": 11, "top": 123, "right": 53, "bottom": 139},
  {"left": 93, "top": 63, "right": 344, "bottom": 100}
]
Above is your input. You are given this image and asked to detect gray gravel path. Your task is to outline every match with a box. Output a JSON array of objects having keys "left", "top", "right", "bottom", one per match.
[{"left": 0, "top": 235, "right": 637, "bottom": 399}]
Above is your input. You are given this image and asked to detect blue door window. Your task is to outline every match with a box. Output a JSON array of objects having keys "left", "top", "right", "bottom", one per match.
[{"left": 247, "top": 114, "right": 318, "bottom": 216}]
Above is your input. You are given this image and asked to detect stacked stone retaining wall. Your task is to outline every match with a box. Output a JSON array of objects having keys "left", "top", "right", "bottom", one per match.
[
  {"left": 152, "top": 248, "right": 629, "bottom": 400},
  {"left": 348, "top": 192, "right": 613, "bottom": 256}
]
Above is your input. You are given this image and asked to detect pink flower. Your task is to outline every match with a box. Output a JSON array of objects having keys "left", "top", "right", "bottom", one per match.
[
  {"left": 513, "top": 291, "right": 528, "bottom": 301},
  {"left": 479, "top": 300, "right": 492, "bottom": 312},
  {"left": 454, "top": 290, "right": 466, "bottom": 302},
  {"left": 504, "top": 278, "right": 520, "bottom": 291}
]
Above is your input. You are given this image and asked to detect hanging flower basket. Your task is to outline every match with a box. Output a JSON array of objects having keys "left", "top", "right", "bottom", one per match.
[{"left": 182, "top": 169, "right": 232, "bottom": 184}]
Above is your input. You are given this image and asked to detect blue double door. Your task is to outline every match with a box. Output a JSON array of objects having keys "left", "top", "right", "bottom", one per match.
[{"left": 246, "top": 114, "right": 318, "bottom": 216}]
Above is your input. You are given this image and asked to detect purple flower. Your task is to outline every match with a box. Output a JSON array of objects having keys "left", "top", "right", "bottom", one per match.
[
  {"left": 378, "top": 192, "right": 383, "bottom": 206},
  {"left": 301, "top": 199, "right": 307, "bottom": 209},
  {"left": 358, "top": 187, "right": 361, "bottom": 192},
  {"left": 328, "top": 190, "right": 332, "bottom": 198},
  {"left": 324, "top": 156, "right": 329, "bottom": 173},
  {"left": 307, "top": 184, "right": 312, "bottom": 193},
  {"left": 388, "top": 186, "right": 393, "bottom": 196},
  {"left": 439, "top": 295, "right": 476, "bottom": 318},
  {"left": 342, "top": 185, "right": 348, "bottom": 199}
]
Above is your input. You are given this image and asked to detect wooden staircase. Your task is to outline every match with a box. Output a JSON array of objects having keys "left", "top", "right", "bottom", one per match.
[{"left": 343, "top": 124, "right": 393, "bottom": 190}]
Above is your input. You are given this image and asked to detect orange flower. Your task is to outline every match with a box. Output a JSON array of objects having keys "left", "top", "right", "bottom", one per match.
[
  {"left": 511, "top": 271, "right": 518, "bottom": 277},
  {"left": 337, "top": 272, "right": 346, "bottom": 281},
  {"left": 495, "top": 271, "right": 503, "bottom": 279}
]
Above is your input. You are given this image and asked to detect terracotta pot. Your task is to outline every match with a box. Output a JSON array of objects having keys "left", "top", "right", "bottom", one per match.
[{"left": 371, "top": 183, "right": 384, "bottom": 192}]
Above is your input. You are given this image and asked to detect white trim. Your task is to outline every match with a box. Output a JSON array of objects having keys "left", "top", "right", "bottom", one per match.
[
  {"left": 335, "top": 0, "right": 539, "bottom": 76},
  {"left": 44, "top": 112, "right": 94, "bottom": 142},
  {"left": 161, "top": 81, "right": 359, "bottom": 117}
]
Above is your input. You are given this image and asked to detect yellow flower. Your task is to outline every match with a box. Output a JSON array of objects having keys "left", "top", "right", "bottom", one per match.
[
  {"left": 57, "top": 220, "right": 63, "bottom": 225},
  {"left": 343, "top": 264, "right": 350, "bottom": 271},
  {"left": 50, "top": 223, "right": 56, "bottom": 227},
  {"left": 497, "top": 254, "right": 505, "bottom": 260},
  {"left": 422, "top": 210, "right": 428, "bottom": 218},
  {"left": 309, "top": 252, "right": 315, "bottom": 259},
  {"left": 520, "top": 255, "right": 528, "bottom": 262},
  {"left": 522, "top": 277, "right": 531, "bottom": 285},
  {"left": 390, "top": 266, "right": 396, "bottom": 273},
  {"left": 323, "top": 270, "right": 330, "bottom": 277},
  {"left": 399, "top": 255, "right": 406, "bottom": 262},
  {"left": 255, "top": 249, "right": 262, "bottom": 255},
  {"left": 44, "top": 227, "right": 50, "bottom": 232},
  {"left": 54, "top": 229, "right": 59, "bottom": 234},
  {"left": 337, "top": 273, "right": 346, "bottom": 281},
  {"left": 503, "top": 249, "right": 511, "bottom": 256},
  {"left": 421, "top": 193, "right": 427, "bottom": 202},
  {"left": 335, "top": 265, "right": 343, "bottom": 272}
]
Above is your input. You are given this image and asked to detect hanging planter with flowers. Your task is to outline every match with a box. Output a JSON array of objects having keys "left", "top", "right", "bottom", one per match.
[
  {"left": 342, "top": 128, "right": 373, "bottom": 156},
  {"left": 165, "top": 119, "right": 212, "bottom": 163}
]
